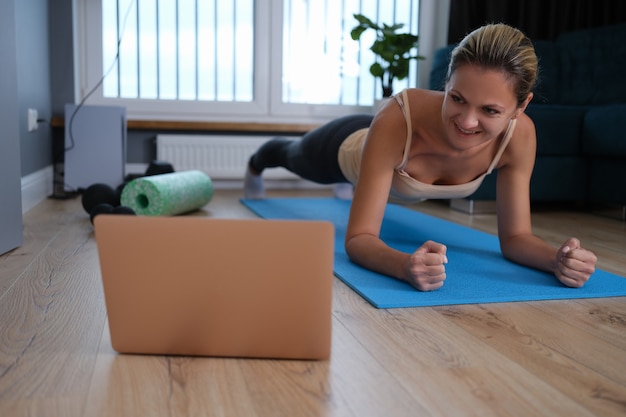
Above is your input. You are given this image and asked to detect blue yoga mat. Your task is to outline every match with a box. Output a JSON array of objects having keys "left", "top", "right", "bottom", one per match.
[{"left": 241, "top": 198, "right": 626, "bottom": 308}]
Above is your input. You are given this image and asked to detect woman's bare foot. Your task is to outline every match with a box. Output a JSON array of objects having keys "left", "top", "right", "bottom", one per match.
[{"left": 244, "top": 164, "right": 265, "bottom": 199}]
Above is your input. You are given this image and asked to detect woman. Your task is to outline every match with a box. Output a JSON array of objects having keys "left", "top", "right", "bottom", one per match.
[{"left": 244, "top": 23, "right": 597, "bottom": 291}]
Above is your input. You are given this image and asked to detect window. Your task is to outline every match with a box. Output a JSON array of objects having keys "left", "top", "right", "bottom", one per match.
[
  {"left": 101, "top": 0, "right": 255, "bottom": 102},
  {"left": 80, "top": 0, "right": 420, "bottom": 123}
]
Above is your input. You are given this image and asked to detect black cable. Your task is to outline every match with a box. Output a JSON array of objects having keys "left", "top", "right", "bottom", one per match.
[
  {"left": 52, "top": 0, "right": 137, "bottom": 197},
  {"left": 65, "top": 0, "right": 136, "bottom": 153}
]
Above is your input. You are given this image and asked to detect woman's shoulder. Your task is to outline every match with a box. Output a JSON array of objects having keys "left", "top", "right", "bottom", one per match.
[
  {"left": 400, "top": 88, "right": 445, "bottom": 113},
  {"left": 374, "top": 88, "right": 443, "bottom": 127},
  {"left": 402, "top": 87, "right": 444, "bottom": 100},
  {"left": 396, "top": 88, "right": 445, "bottom": 126},
  {"left": 500, "top": 112, "right": 537, "bottom": 167},
  {"left": 511, "top": 112, "right": 536, "bottom": 143}
]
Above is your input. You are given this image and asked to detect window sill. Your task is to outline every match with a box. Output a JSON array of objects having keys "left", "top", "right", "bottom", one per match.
[{"left": 50, "top": 117, "right": 319, "bottom": 134}]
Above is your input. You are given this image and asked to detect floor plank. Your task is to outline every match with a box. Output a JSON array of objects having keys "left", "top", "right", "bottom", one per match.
[
  {"left": 436, "top": 303, "right": 626, "bottom": 416},
  {"left": 0, "top": 211, "right": 105, "bottom": 402},
  {"left": 1, "top": 190, "right": 625, "bottom": 417},
  {"left": 530, "top": 299, "right": 626, "bottom": 350}
]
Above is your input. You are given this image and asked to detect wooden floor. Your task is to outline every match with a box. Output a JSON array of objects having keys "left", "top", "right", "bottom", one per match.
[{"left": 1, "top": 189, "right": 625, "bottom": 417}]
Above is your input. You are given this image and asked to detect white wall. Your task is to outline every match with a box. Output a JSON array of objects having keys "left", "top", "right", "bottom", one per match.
[
  {"left": 417, "top": 0, "right": 450, "bottom": 89},
  {"left": 0, "top": 0, "right": 24, "bottom": 253}
]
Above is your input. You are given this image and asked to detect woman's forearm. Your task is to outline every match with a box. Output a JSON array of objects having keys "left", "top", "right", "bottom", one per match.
[
  {"left": 500, "top": 234, "right": 559, "bottom": 275},
  {"left": 345, "top": 234, "right": 411, "bottom": 281}
]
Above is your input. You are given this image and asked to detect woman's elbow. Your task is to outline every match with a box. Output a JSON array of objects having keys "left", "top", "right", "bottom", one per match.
[
  {"left": 499, "top": 236, "right": 518, "bottom": 262},
  {"left": 344, "top": 235, "right": 359, "bottom": 261}
]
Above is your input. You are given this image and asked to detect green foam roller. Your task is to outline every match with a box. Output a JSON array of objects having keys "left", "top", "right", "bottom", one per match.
[{"left": 121, "top": 170, "right": 213, "bottom": 216}]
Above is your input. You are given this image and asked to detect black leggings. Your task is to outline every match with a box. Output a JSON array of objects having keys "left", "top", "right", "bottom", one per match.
[{"left": 249, "top": 114, "right": 374, "bottom": 184}]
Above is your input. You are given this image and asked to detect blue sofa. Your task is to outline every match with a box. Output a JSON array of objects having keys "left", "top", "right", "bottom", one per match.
[{"left": 429, "top": 23, "right": 626, "bottom": 217}]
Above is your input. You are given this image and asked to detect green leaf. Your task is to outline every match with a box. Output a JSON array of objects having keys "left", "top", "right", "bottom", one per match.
[
  {"left": 353, "top": 14, "right": 378, "bottom": 30},
  {"left": 352, "top": 13, "right": 424, "bottom": 95},
  {"left": 350, "top": 26, "right": 367, "bottom": 41},
  {"left": 370, "top": 63, "right": 384, "bottom": 77},
  {"left": 382, "top": 23, "right": 405, "bottom": 32}
]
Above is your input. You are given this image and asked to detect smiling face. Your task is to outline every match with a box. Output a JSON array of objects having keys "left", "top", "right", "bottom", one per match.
[{"left": 442, "top": 64, "right": 528, "bottom": 152}]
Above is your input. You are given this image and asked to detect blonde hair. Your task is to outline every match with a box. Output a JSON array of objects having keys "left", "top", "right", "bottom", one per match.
[{"left": 446, "top": 23, "right": 538, "bottom": 106}]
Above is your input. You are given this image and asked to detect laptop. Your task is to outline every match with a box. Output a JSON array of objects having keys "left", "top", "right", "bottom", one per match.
[{"left": 94, "top": 215, "right": 334, "bottom": 360}]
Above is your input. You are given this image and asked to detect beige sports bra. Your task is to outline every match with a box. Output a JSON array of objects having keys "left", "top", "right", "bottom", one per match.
[{"left": 337, "top": 89, "right": 516, "bottom": 203}]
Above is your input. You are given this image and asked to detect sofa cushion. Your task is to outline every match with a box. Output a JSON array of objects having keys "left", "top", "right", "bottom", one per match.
[
  {"left": 556, "top": 23, "right": 626, "bottom": 105},
  {"left": 467, "top": 155, "right": 589, "bottom": 202},
  {"left": 525, "top": 105, "right": 586, "bottom": 155},
  {"left": 429, "top": 45, "right": 455, "bottom": 91},
  {"left": 582, "top": 104, "right": 626, "bottom": 157},
  {"left": 532, "top": 40, "right": 561, "bottom": 104},
  {"left": 531, "top": 157, "right": 588, "bottom": 201},
  {"left": 588, "top": 159, "right": 626, "bottom": 205}
]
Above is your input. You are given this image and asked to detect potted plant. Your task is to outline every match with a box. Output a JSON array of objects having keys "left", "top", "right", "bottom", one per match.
[{"left": 351, "top": 13, "right": 425, "bottom": 98}]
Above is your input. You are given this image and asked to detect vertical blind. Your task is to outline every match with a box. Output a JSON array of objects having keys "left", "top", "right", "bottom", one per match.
[{"left": 102, "top": 0, "right": 419, "bottom": 106}]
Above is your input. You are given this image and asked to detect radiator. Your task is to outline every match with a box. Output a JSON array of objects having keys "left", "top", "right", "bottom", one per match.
[{"left": 156, "top": 134, "right": 300, "bottom": 180}]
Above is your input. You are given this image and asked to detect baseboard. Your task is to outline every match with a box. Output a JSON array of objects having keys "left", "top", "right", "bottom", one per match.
[
  {"left": 124, "top": 163, "right": 331, "bottom": 191},
  {"left": 592, "top": 203, "right": 626, "bottom": 221},
  {"left": 125, "top": 163, "right": 149, "bottom": 177},
  {"left": 21, "top": 165, "right": 54, "bottom": 214},
  {"left": 450, "top": 198, "right": 497, "bottom": 214},
  {"left": 20, "top": 164, "right": 327, "bottom": 215}
]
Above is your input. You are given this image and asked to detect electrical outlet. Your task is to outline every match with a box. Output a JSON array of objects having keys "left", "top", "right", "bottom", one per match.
[{"left": 27, "top": 108, "right": 38, "bottom": 132}]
